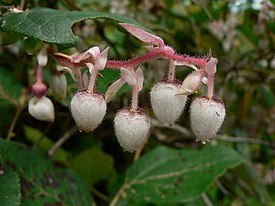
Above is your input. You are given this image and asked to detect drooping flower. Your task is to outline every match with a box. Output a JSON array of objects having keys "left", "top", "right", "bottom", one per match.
[
  {"left": 70, "top": 90, "right": 106, "bottom": 132},
  {"left": 28, "top": 96, "right": 55, "bottom": 122},
  {"left": 150, "top": 80, "right": 187, "bottom": 125},
  {"left": 190, "top": 96, "right": 225, "bottom": 143},
  {"left": 70, "top": 47, "right": 109, "bottom": 132},
  {"left": 49, "top": 73, "right": 67, "bottom": 99},
  {"left": 114, "top": 107, "right": 150, "bottom": 152}
]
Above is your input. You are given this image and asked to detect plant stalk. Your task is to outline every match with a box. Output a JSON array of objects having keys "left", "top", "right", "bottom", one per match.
[
  {"left": 131, "top": 85, "right": 139, "bottom": 111},
  {"left": 110, "top": 184, "right": 127, "bottom": 206},
  {"left": 207, "top": 73, "right": 215, "bottom": 99},
  {"left": 7, "top": 107, "right": 22, "bottom": 141},
  {"left": 167, "top": 60, "right": 176, "bottom": 82},
  {"left": 87, "top": 69, "right": 98, "bottom": 93}
]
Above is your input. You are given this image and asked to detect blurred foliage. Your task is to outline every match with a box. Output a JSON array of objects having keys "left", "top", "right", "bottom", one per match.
[
  {"left": 0, "top": 140, "right": 93, "bottom": 205},
  {"left": 0, "top": 0, "right": 275, "bottom": 206}
]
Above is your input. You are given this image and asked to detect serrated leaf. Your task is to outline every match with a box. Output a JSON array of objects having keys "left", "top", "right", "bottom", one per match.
[
  {"left": 0, "top": 7, "right": 144, "bottom": 46},
  {"left": 70, "top": 146, "right": 114, "bottom": 186},
  {"left": 124, "top": 145, "right": 243, "bottom": 204},
  {"left": 0, "top": 140, "right": 93, "bottom": 206},
  {"left": 0, "top": 170, "right": 21, "bottom": 206}
]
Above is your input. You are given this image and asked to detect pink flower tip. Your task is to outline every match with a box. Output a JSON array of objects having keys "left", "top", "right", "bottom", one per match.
[
  {"left": 32, "top": 81, "right": 47, "bottom": 98},
  {"left": 119, "top": 23, "right": 165, "bottom": 47}
]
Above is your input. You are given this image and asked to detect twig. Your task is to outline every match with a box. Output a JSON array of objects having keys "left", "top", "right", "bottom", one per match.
[
  {"left": 48, "top": 126, "right": 78, "bottom": 156},
  {"left": 91, "top": 187, "right": 110, "bottom": 203},
  {"left": 20, "top": 0, "right": 26, "bottom": 10},
  {"left": 215, "top": 179, "right": 229, "bottom": 195},
  {"left": 201, "top": 193, "right": 213, "bottom": 206},
  {"left": 33, "top": 123, "right": 54, "bottom": 147},
  {"left": 201, "top": 3, "right": 213, "bottom": 20},
  {"left": 134, "top": 143, "right": 145, "bottom": 161},
  {"left": 110, "top": 183, "right": 127, "bottom": 206},
  {"left": 237, "top": 178, "right": 256, "bottom": 196},
  {"left": 6, "top": 107, "right": 23, "bottom": 140},
  {"left": 62, "top": 0, "right": 81, "bottom": 11},
  {"left": 152, "top": 119, "right": 272, "bottom": 147},
  {"left": 151, "top": 119, "right": 192, "bottom": 137},
  {"left": 216, "top": 135, "right": 272, "bottom": 147},
  {"left": 0, "top": 84, "right": 18, "bottom": 106}
]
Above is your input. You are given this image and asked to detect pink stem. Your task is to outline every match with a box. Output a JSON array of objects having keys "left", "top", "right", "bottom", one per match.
[
  {"left": 167, "top": 60, "right": 176, "bottom": 82},
  {"left": 106, "top": 47, "right": 207, "bottom": 69},
  {"left": 54, "top": 47, "right": 207, "bottom": 72},
  {"left": 131, "top": 85, "right": 139, "bottom": 111},
  {"left": 87, "top": 69, "right": 98, "bottom": 93},
  {"left": 207, "top": 73, "right": 215, "bottom": 99},
  {"left": 76, "top": 67, "right": 84, "bottom": 89},
  {"left": 36, "top": 66, "right": 44, "bottom": 83}
]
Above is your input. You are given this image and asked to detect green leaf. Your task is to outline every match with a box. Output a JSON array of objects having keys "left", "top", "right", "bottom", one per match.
[
  {"left": 0, "top": 67, "right": 24, "bottom": 107},
  {"left": 259, "top": 85, "right": 275, "bottom": 108},
  {"left": 0, "top": 7, "right": 144, "bottom": 46},
  {"left": 267, "top": 22, "right": 275, "bottom": 33},
  {"left": 124, "top": 145, "right": 243, "bottom": 204},
  {"left": 238, "top": 10, "right": 259, "bottom": 46},
  {"left": 23, "top": 126, "right": 70, "bottom": 164},
  {"left": 96, "top": 69, "right": 130, "bottom": 99},
  {"left": 0, "top": 140, "right": 93, "bottom": 206},
  {"left": 0, "top": 170, "right": 21, "bottom": 206},
  {"left": 96, "top": 69, "right": 120, "bottom": 94},
  {"left": 70, "top": 146, "right": 114, "bottom": 186},
  {"left": 0, "top": 31, "right": 20, "bottom": 45}
]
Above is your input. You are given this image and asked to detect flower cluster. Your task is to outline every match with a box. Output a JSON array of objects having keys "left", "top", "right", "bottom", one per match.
[{"left": 28, "top": 23, "right": 225, "bottom": 151}]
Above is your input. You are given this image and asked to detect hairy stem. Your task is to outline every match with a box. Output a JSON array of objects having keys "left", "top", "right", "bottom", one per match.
[
  {"left": 53, "top": 47, "right": 207, "bottom": 73},
  {"left": 36, "top": 66, "right": 44, "bottom": 83},
  {"left": 207, "top": 73, "right": 215, "bottom": 99},
  {"left": 87, "top": 69, "right": 98, "bottom": 93},
  {"left": 167, "top": 60, "right": 176, "bottom": 82},
  {"left": 106, "top": 47, "right": 207, "bottom": 69},
  {"left": 131, "top": 85, "right": 139, "bottom": 111}
]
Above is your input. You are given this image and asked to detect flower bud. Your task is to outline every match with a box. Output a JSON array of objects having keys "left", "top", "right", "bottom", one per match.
[
  {"left": 37, "top": 46, "right": 48, "bottom": 67},
  {"left": 114, "top": 107, "right": 150, "bottom": 152},
  {"left": 49, "top": 73, "right": 67, "bottom": 99},
  {"left": 175, "top": 70, "right": 205, "bottom": 96},
  {"left": 190, "top": 97, "right": 225, "bottom": 143},
  {"left": 150, "top": 80, "right": 187, "bottom": 125},
  {"left": 28, "top": 96, "right": 55, "bottom": 122},
  {"left": 205, "top": 57, "right": 218, "bottom": 75},
  {"left": 70, "top": 90, "right": 106, "bottom": 132},
  {"left": 32, "top": 81, "right": 47, "bottom": 98}
]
